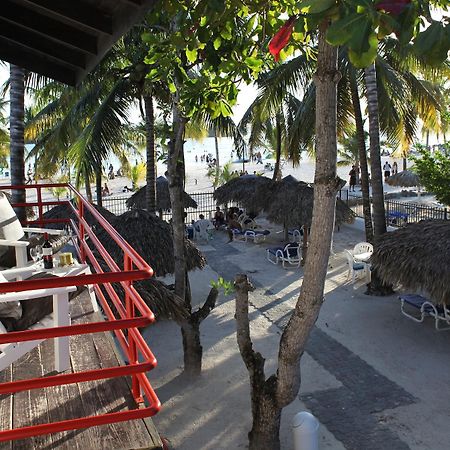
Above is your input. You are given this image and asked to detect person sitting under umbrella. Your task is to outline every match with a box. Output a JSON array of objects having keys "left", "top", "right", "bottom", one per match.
[{"left": 213, "top": 207, "right": 225, "bottom": 229}]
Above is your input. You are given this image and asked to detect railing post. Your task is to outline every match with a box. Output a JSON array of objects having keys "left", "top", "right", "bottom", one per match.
[
  {"left": 36, "top": 185, "right": 44, "bottom": 225},
  {"left": 78, "top": 199, "right": 86, "bottom": 262},
  {"left": 124, "top": 254, "right": 140, "bottom": 401}
]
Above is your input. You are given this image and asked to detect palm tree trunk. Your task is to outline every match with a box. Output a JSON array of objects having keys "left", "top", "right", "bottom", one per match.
[
  {"left": 272, "top": 115, "right": 282, "bottom": 181},
  {"left": 349, "top": 68, "right": 373, "bottom": 243},
  {"left": 84, "top": 175, "right": 92, "bottom": 202},
  {"left": 214, "top": 126, "right": 220, "bottom": 170},
  {"left": 144, "top": 94, "right": 157, "bottom": 213},
  {"left": 364, "top": 64, "right": 386, "bottom": 237},
  {"left": 9, "top": 65, "right": 26, "bottom": 221},
  {"left": 95, "top": 165, "right": 102, "bottom": 206},
  {"left": 364, "top": 63, "right": 393, "bottom": 295},
  {"left": 168, "top": 88, "right": 203, "bottom": 376},
  {"left": 241, "top": 26, "right": 341, "bottom": 449}
]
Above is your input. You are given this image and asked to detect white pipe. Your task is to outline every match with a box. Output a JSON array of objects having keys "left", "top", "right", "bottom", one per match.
[{"left": 292, "top": 411, "right": 319, "bottom": 450}]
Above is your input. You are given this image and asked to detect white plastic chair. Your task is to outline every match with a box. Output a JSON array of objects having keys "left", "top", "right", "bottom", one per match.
[
  {"left": 0, "top": 192, "right": 64, "bottom": 267},
  {"left": 344, "top": 250, "right": 370, "bottom": 287},
  {"left": 353, "top": 242, "right": 373, "bottom": 255},
  {"left": 288, "top": 228, "right": 303, "bottom": 243},
  {"left": 267, "top": 243, "right": 301, "bottom": 268},
  {"left": 193, "top": 219, "right": 214, "bottom": 242}
]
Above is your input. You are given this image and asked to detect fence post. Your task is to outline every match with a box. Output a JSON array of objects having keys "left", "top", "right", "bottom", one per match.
[{"left": 445, "top": 208, "right": 448, "bottom": 221}]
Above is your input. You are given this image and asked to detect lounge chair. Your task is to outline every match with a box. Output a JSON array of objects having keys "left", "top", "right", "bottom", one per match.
[
  {"left": 399, "top": 294, "right": 450, "bottom": 331},
  {"left": 288, "top": 228, "right": 304, "bottom": 243},
  {"left": 237, "top": 213, "right": 258, "bottom": 230},
  {"left": 0, "top": 192, "right": 64, "bottom": 267},
  {"left": 266, "top": 243, "right": 301, "bottom": 268},
  {"left": 244, "top": 229, "right": 270, "bottom": 243}
]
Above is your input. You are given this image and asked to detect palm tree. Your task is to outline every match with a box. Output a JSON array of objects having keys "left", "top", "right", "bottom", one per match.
[
  {"left": 0, "top": 100, "right": 9, "bottom": 171},
  {"left": 9, "top": 65, "right": 26, "bottom": 221},
  {"left": 207, "top": 161, "right": 238, "bottom": 187}
]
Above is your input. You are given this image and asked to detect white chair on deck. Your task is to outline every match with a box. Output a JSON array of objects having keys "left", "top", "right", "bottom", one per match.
[
  {"left": 193, "top": 219, "right": 214, "bottom": 242},
  {"left": 0, "top": 266, "right": 78, "bottom": 372},
  {"left": 344, "top": 250, "right": 370, "bottom": 287},
  {"left": 0, "top": 192, "right": 63, "bottom": 267},
  {"left": 267, "top": 243, "right": 301, "bottom": 268}
]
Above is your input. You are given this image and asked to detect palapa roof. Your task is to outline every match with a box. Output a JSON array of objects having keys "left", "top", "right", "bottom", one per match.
[
  {"left": 213, "top": 175, "right": 273, "bottom": 211},
  {"left": 126, "top": 176, "right": 198, "bottom": 211},
  {"left": 371, "top": 220, "right": 450, "bottom": 305},
  {"left": 41, "top": 202, "right": 116, "bottom": 229},
  {"left": 94, "top": 208, "right": 206, "bottom": 277},
  {"left": 264, "top": 177, "right": 354, "bottom": 227},
  {"left": 386, "top": 170, "right": 421, "bottom": 188}
]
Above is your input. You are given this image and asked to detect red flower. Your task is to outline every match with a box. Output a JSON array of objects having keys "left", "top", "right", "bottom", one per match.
[
  {"left": 376, "top": 0, "right": 410, "bottom": 16},
  {"left": 268, "top": 16, "right": 297, "bottom": 62}
]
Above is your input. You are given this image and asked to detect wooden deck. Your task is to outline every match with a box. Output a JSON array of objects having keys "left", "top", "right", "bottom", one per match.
[{"left": 0, "top": 290, "right": 162, "bottom": 450}]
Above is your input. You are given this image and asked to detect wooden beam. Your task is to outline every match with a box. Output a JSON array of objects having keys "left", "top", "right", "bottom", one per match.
[
  {"left": 20, "top": 0, "right": 113, "bottom": 35},
  {"left": 1, "top": 0, "right": 97, "bottom": 54},
  {"left": 0, "top": 18, "right": 86, "bottom": 69},
  {"left": 0, "top": 39, "right": 77, "bottom": 85}
]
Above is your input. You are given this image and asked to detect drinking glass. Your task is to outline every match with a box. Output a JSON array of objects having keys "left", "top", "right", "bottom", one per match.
[{"left": 30, "top": 245, "right": 43, "bottom": 266}]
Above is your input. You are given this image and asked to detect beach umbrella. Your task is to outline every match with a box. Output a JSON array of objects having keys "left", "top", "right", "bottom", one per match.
[
  {"left": 41, "top": 202, "right": 116, "bottom": 229},
  {"left": 371, "top": 220, "right": 450, "bottom": 305},
  {"left": 95, "top": 208, "right": 206, "bottom": 277},
  {"left": 213, "top": 175, "right": 273, "bottom": 211},
  {"left": 386, "top": 170, "right": 421, "bottom": 188},
  {"left": 126, "top": 176, "right": 198, "bottom": 211}
]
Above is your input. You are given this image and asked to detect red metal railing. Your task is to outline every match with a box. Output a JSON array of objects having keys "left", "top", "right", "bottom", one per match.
[{"left": 0, "top": 183, "right": 161, "bottom": 441}]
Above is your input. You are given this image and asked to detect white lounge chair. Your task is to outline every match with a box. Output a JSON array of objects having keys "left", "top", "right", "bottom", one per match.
[
  {"left": 237, "top": 213, "right": 258, "bottom": 230},
  {"left": 0, "top": 192, "right": 64, "bottom": 267},
  {"left": 244, "top": 229, "right": 270, "bottom": 243},
  {"left": 267, "top": 243, "right": 301, "bottom": 268}
]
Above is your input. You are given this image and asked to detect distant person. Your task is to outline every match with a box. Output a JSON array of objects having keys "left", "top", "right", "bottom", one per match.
[
  {"left": 26, "top": 164, "right": 33, "bottom": 184},
  {"left": 256, "top": 151, "right": 263, "bottom": 164},
  {"left": 349, "top": 165, "right": 357, "bottom": 192},
  {"left": 108, "top": 164, "right": 114, "bottom": 180},
  {"left": 213, "top": 207, "right": 225, "bottom": 229},
  {"left": 392, "top": 161, "right": 398, "bottom": 175},
  {"left": 383, "top": 161, "right": 392, "bottom": 180},
  {"left": 102, "top": 183, "right": 110, "bottom": 196},
  {"left": 122, "top": 185, "right": 133, "bottom": 192},
  {"left": 195, "top": 155, "right": 198, "bottom": 163},
  {"left": 227, "top": 213, "right": 242, "bottom": 243}
]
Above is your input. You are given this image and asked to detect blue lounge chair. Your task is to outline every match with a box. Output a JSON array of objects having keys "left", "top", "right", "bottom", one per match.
[
  {"left": 244, "top": 229, "right": 270, "bottom": 243},
  {"left": 266, "top": 243, "right": 301, "bottom": 268},
  {"left": 399, "top": 294, "right": 450, "bottom": 331}
]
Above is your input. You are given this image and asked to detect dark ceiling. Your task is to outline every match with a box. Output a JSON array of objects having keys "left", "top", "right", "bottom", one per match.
[{"left": 0, "top": 0, "right": 158, "bottom": 85}]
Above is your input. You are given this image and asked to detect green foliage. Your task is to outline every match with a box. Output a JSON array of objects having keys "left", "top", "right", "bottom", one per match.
[
  {"left": 210, "top": 276, "right": 234, "bottom": 296},
  {"left": 412, "top": 144, "right": 450, "bottom": 205},
  {"left": 207, "top": 161, "right": 238, "bottom": 187},
  {"left": 128, "top": 162, "right": 147, "bottom": 190}
]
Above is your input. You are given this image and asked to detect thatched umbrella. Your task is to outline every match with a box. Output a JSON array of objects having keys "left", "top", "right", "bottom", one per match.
[
  {"left": 41, "top": 202, "right": 116, "bottom": 229},
  {"left": 264, "top": 176, "right": 354, "bottom": 228},
  {"left": 385, "top": 170, "right": 421, "bottom": 188},
  {"left": 213, "top": 175, "right": 273, "bottom": 212},
  {"left": 126, "top": 176, "right": 198, "bottom": 211},
  {"left": 371, "top": 220, "right": 450, "bottom": 305},
  {"left": 94, "top": 208, "right": 206, "bottom": 277}
]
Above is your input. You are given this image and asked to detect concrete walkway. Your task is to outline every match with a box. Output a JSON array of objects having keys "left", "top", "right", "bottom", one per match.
[{"left": 147, "top": 218, "right": 450, "bottom": 450}]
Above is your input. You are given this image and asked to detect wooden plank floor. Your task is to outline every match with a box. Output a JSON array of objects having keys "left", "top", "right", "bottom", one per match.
[{"left": 0, "top": 290, "right": 162, "bottom": 450}]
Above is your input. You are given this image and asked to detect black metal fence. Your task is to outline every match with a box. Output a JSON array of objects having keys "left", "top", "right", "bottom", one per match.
[
  {"left": 102, "top": 190, "right": 448, "bottom": 227},
  {"left": 101, "top": 191, "right": 221, "bottom": 223},
  {"left": 339, "top": 190, "right": 448, "bottom": 226}
]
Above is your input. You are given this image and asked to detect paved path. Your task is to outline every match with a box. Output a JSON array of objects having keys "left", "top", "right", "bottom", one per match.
[{"left": 196, "top": 221, "right": 446, "bottom": 450}]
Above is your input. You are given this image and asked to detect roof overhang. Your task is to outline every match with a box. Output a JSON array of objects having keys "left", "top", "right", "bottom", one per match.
[{"left": 0, "top": 0, "right": 158, "bottom": 85}]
